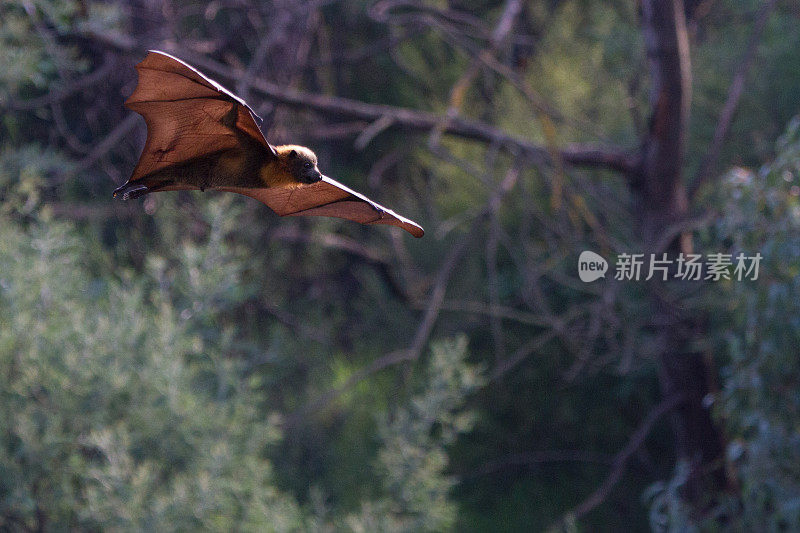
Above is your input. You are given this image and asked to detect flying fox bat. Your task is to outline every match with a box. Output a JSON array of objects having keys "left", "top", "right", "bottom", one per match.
[{"left": 113, "top": 50, "right": 424, "bottom": 238}]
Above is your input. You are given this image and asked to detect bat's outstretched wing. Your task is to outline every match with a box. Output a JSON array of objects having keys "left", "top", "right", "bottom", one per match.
[
  {"left": 220, "top": 176, "right": 425, "bottom": 238},
  {"left": 123, "top": 50, "right": 275, "bottom": 186}
]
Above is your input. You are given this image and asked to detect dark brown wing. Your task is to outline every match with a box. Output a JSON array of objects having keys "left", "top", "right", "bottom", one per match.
[
  {"left": 124, "top": 50, "right": 275, "bottom": 185},
  {"left": 219, "top": 175, "right": 425, "bottom": 238}
]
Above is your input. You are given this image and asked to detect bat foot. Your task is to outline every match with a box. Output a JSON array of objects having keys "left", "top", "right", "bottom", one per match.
[{"left": 113, "top": 183, "right": 149, "bottom": 200}]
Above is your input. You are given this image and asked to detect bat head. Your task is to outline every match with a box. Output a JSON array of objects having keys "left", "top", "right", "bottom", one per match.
[{"left": 276, "top": 145, "right": 323, "bottom": 185}]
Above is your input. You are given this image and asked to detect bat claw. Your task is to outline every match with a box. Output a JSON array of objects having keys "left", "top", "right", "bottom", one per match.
[{"left": 113, "top": 183, "right": 149, "bottom": 200}]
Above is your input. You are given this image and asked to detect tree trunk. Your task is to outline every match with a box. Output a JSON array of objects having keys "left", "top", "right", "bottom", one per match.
[{"left": 633, "top": 0, "right": 728, "bottom": 508}]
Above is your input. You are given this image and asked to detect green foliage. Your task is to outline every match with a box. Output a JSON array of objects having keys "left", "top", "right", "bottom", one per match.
[
  {"left": 0, "top": 0, "right": 100, "bottom": 98},
  {"left": 642, "top": 461, "right": 698, "bottom": 533},
  {"left": 647, "top": 117, "right": 800, "bottom": 530},
  {"left": 0, "top": 146, "right": 69, "bottom": 216},
  {"left": 0, "top": 197, "right": 477, "bottom": 530},
  {"left": 0, "top": 211, "right": 303, "bottom": 530},
  {"left": 711, "top": 117, "right": 800, "bottom": 529},
  {"left": 0, "top": 3, "right": 58, "bottom": 96},
  {"left": 346, "top": 337, "right": 482, "bottom": 532}
]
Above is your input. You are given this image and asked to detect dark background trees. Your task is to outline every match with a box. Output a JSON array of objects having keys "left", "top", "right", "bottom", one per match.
[{"left": 1, "top": 0, "right": 800, "bottom": 530}]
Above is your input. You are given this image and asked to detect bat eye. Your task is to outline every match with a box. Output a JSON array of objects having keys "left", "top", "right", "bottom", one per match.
[{"left": 303, "top": 162, "right": 312, "bottom": 169}]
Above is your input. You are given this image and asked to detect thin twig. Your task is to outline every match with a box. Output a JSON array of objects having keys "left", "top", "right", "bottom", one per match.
[
  {"left": 689, "top": 0, "right": 777, "bottom": 197},
  {"left": 270, "top": 225, "right": 412, "bottom": 301},
  {"left": 486, "top": 210, "right": 505, "bottom": 362},
  {"left": 429, "top": 300, "right": 571, "bottom": 328},
  {"left": 460, "top": 450, "right": 615, "bottom": 481},
  {"left": 261, "top": 302, "right": 331, "bottom": 345},
  {"left": 489, "top": 330, "right": 560, "bottom": 381},
  {"left": 270, "top": 226, "right": 391, "bottom": 265},
  {"left": 5, "top": 56, "right": 114, "bottom": 111},
  {"left": 429, "top": 0, "right": 523, "bottom": 146},
  {"left": 550, "top": 394, "right": 688, "bottom": 529},
  {"left": 62, "top": 114, "right": 140, "bottom": 182},
  {"left": 286, "top": 348, "right": 416, "bottom": 426}
]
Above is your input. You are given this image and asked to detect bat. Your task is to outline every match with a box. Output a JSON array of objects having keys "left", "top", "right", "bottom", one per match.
[{"left": 113, "top": 50, "right": 424, "bottom": 238}]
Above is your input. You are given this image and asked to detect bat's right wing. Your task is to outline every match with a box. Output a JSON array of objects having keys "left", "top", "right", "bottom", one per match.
[{"left": 219, "top": 175, "right": 425, "bottom": 238}]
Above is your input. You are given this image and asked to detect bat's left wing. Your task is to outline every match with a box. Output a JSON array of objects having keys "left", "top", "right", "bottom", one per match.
[
  {"left": 121, "top": 50, "right": 276, "bottom": 189},
  {"left": 219, "top": 175, "right": 425, "bottom": 238}
]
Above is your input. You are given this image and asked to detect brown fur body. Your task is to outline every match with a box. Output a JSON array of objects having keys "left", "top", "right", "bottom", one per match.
[{"left": 116, "top": 143, "right": 321, "bottom": 197}]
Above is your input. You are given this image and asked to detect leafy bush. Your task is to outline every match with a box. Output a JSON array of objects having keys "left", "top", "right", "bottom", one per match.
[
  {"left": 647, "top": 117, "right": 800, "bottom": 530},
  {"left": 0, "top": 200, "right": 478, "bottom": 530}
]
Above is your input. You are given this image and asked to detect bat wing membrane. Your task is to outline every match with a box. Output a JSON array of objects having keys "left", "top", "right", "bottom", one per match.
[
  {"left": 124, "top": 50, "right": 275, "bottom": 184},
  {"left": 219, "top": 176, "right": 424, "bottom": 238}
]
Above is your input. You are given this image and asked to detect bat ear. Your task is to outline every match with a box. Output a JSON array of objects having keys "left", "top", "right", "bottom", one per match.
[{"left": 289, "top": 149, "right": 298, "bottom": 159}]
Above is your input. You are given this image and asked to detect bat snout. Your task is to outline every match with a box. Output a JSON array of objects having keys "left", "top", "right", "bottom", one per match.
[{"left": 299, "top": 170, "right": 323, "bottom": 184}]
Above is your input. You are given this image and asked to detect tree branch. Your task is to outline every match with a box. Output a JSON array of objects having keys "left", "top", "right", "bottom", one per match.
[
  {"left": 551, "top": 394, "right": 688, "bottom": 529},
  {"left": 245, "top": 63, "right": 634, "bottom": 173},
  {"left": 460, "top": 450, "right": 614, "bottom": 481},
  {"left": 269, "top": 225, "right": 413, "bottom": 302},
  {"left": 561, "top": 144, "right": 640, "bottom": 175},
  {"left": 75, "top": 29, "right": 636, "bottom": 174},
  {"left": 5, "top": 55, "right": 114, "bottom": 111},
  {"left": 59, "top": 114, "right": 139, "bottom": 184},
  {"left": 639, "top": 0, "right": 692, "bottom": 196},
  {"left": 689, "top": 0, "right": 777, "bottom": 198}
]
